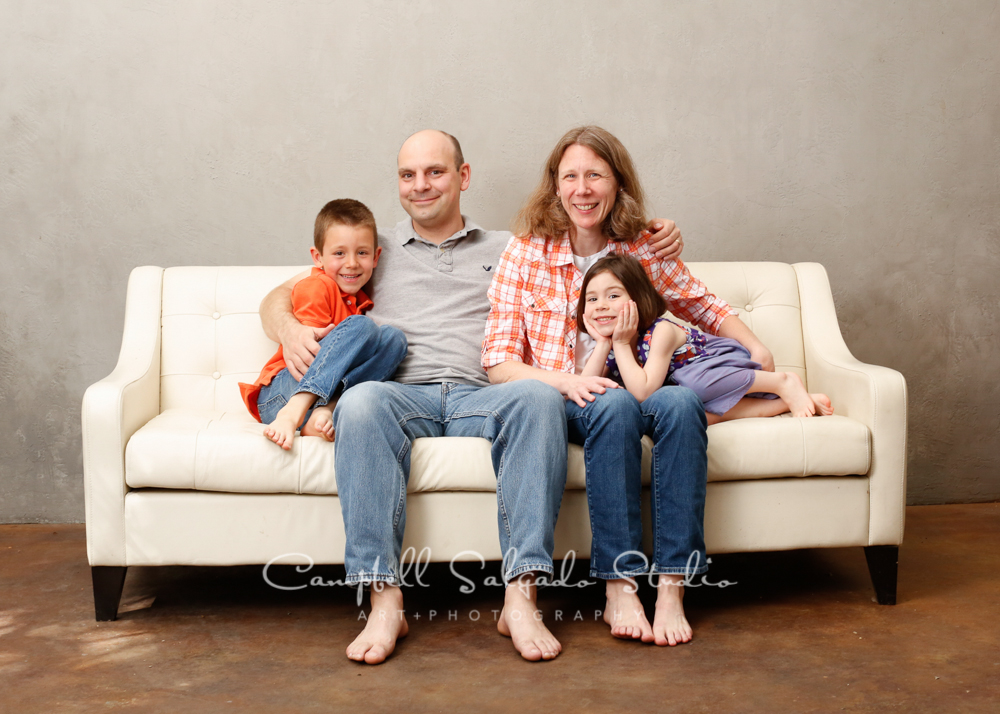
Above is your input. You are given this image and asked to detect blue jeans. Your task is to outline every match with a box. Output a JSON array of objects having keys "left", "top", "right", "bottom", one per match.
[
  {"left": 565, "top": 386, "right": 708, "bottom": 579},
  {"left": 257, "top": 315, "right": 407, "bottom": 426},
  {"left": 331, "top": 380, "right": 567, "bottom": 585}
]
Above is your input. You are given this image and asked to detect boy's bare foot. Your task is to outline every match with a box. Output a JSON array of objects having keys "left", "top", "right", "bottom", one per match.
[
  {"left": 652, "top": 574, "right": 693, "bottom": 646},
  {"left": 263, "top": 411, "right": 299, "bottom": 450},
  {"left": 811, "top": 393, "right": 833, "bottom": 416},
  {"left": 346, "top": 584, "right": 408, "bottom": 665},
  {"left": 496, "top": 574, "right": 562, "bottom": 661},
  {"left": 604, "top": 579, "right": 654, "bottom": 642},
  {"left": 301, "top": 404, "right": 335, "bottom": 441}
]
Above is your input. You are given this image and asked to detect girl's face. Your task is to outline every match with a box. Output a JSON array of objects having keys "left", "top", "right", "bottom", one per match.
[{"left": 583, "top": 271, "right": 631, "bottom": 338}]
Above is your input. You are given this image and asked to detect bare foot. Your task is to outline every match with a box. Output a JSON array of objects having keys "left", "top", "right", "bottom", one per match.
[
  {"left": 811, "top": 393, "right": 833, "bottom": 416},
  {"left": 652, "top": 574, "right": 693, "bottom": 646},
  {"left": 604, "top": 579, "right": 654, "bottom": 642},
  {"left": 263, "top": 412, "right": 298, "bottom": 450},
  {"left": 496, "top": 574, "right": 562, "bottom": 661},
  {"left": 301, "top": 405, "right": 335, "bottom": 441},
  {"left": 780, "top": 373, "right": 817, "bottom": 418},
  {"left": 346, "top": 584, "right": 408, "bottom": 665}
]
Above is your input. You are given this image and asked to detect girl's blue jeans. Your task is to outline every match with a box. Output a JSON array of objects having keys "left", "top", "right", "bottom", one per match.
[
  {"left": 565, "top": 386, "right": 709, "bottom": 579},
  {"left": 257, "top": 315, "right": 407, "bottom": 426}
]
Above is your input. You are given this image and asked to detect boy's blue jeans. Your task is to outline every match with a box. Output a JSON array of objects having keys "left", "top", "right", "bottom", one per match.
[
  {"left": 565, "top": 386, "right": 709, "bottom": 579},
  {"left": 257, "top": 315, "right": 407, "bottom": 426},
  {"left": 331, "top": 380, "right": 568, "bottom": 585}
]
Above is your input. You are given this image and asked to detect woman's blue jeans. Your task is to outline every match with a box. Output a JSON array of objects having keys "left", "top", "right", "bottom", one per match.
[
  {"left": 565, "top": 386, "right": 708, "bottom": 579},
  {"left": 257, "top": 315, "right": 407, "bottom": 426}
]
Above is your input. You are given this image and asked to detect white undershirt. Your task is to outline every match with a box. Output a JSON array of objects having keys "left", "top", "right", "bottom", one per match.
[{"left": 571, "top": 245, "right": 612, "bottom": 374}]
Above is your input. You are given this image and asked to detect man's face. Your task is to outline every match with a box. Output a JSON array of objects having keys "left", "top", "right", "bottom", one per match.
[{"left": 397, "top": 131, "right": 470, "bottom": 231}]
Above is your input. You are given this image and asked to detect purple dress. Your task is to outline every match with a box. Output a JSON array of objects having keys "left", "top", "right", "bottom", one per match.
[{"left": 606, "top": 317, "right": 778, "bottom": 415}]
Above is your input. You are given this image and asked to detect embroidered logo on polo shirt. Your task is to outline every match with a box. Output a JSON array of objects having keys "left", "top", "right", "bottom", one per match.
[{"left": 483, "top": 265, "right": 493, "bottom": 272}]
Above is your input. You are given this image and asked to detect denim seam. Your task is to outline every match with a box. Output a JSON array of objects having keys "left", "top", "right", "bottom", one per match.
[
  {"left": 650, "top": 564, "right": 709, "bottom": 575},
  {"left": 505, "top": 562, "right": 554, "bottom": 580},
  {"left": 344, "top": 572, "right": 399, "bottom": 585},
  {"left": 589, "top": 565, "right": 649, "bottom": 580},
  {"left": 391, "top": 439, "right": 410, "bottom": 529},
  {"left": 491, "top": 411, "right": 512, "bottom": 539}
]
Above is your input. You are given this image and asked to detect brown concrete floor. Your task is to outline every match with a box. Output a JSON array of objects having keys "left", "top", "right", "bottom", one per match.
[{"left": 1, "top": 504, "right": 998, "bottom": 713}]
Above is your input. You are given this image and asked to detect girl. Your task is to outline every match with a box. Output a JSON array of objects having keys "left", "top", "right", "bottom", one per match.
[{"left": 579, "top": 255, "right": 833, "bottom": 424}]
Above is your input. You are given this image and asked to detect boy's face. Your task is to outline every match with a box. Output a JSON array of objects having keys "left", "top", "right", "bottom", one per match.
[{"left": 310, "top": 224, "right": 381, "bottom": 295}]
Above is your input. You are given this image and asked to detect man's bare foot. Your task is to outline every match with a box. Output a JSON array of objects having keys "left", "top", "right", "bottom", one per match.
[
  {"left": 604, "top": 578, "right": 654, "bottom": 642},
  {"left": 652, "top": 574, "right": 693, "bottom": 646},
  {"left": 496, "top": 574, "right": 562, "bottom": 661},
  {"left": 346, "top": 584, "right": 408, "bottom": 665},
  {"left": 301, "top": 405, "right": 335, "bottom": 441},
  {"left": 263, "top": 412, "right": 299, "bottom": 450},
  {"left": 811, "top": 393, "right": 833, "bottom": 416}
]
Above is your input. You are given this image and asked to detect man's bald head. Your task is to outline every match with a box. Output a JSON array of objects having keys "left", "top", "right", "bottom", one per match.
[{"left": 399, "top": 130, "right": 465, "bottom": 171}]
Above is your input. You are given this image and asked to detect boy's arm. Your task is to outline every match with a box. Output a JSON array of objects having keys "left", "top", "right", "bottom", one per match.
[{"left": 260, "top": 270, "right": 333, "bottom": 380}]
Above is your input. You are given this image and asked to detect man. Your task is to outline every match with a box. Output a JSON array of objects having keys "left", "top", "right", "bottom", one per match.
[{"left": 260, "top": 130, "right": 687, "bottom": 663}]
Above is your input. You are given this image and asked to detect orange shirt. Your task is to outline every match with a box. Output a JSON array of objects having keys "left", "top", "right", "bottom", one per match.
[{"left": 239, "top": 268, "right": 373, "bottom": 421}]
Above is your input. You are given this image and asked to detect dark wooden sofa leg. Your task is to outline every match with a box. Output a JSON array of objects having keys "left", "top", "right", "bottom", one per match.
[
  {"left": 92, "top": 566, "right": 128, "bottom": 621},
  {"left": 864, "top": 546, "right": 898, "bottom": 605}
]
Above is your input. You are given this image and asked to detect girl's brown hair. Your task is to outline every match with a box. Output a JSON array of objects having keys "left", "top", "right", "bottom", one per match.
[
  {"left": 577, "top": 255, "right": 667, "bottom": 337},
  {"left": 513, "top": 126, "right": 649, "bottom": 242}
]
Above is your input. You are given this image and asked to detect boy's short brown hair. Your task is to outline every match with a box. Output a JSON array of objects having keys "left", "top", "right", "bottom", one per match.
[
  {"left": 577, "top": 254, "right": 668, "bottom": 336},
  {"left": 314, "top": 199, "right": 378, "bottom": 252}
]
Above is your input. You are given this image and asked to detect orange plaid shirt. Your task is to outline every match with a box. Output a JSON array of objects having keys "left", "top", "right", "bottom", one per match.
[{"left": 482, "top": 232, "right": 737, "bottom": 374}]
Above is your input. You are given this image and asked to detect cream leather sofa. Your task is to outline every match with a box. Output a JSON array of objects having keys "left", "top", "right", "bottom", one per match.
[{"left": 82, "top": 262, "right": 907, "bottom": 620}]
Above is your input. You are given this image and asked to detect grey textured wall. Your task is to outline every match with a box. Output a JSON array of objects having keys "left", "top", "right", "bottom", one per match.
[{"left": 2, "top": 1, "right": 998, "bottom": 522}]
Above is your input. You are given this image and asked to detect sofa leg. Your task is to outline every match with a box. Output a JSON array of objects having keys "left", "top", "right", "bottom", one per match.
[
  {"left": 863, "top": 545, "right": 898, "bottom": 605},
  {"left": 92, "top": 566, "right": 128, "bottom": 621}
]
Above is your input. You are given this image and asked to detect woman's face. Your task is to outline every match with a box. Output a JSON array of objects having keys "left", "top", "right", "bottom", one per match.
[
  {"left": 584, "top": 271, "right": 631, "bottom": 338},
  {"left": 556, "top": 144, "right": 618, "bottom": 237}
]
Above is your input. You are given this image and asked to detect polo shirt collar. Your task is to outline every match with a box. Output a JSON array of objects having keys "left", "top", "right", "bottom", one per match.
[{"left": 396, "top": 215, "right": 482, "bottom": 246}]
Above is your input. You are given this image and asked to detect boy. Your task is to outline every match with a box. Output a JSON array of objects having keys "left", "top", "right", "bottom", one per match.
[{"left": 239, "top": 199, "right": 407, "bottom": 449}]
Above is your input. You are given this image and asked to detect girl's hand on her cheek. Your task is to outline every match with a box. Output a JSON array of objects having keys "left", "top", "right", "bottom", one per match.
[{"left": 612, "top": 301, "right": 639, "bottom": 345}]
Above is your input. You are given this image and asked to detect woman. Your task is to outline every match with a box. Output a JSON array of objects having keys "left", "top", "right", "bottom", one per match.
[{"left": 482, "top": 126, "right": 772, "bottom": 646}]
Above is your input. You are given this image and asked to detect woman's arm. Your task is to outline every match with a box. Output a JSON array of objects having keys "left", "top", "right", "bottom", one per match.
[
  {"left": 717, "top": 315, "right": 774, "bottom": 372},
  {"left": 487, "top": 362, "right": 618, "bottom": 408}
]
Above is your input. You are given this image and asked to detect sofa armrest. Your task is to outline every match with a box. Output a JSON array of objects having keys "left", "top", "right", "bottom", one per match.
[
  {"left": 793, "top": 263, "right": 908, "bottom": 546},
  {"left": 82, "top": 266, "right": 164, "bottom": 565}
]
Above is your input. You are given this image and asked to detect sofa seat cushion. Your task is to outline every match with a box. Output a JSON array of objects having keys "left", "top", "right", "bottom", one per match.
[{"left": 125, "top": 409, "right": 870, "bottom": 495}]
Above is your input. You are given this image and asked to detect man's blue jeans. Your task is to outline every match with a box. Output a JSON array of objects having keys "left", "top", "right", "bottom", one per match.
[
  {"left": 565, "top": 386, "right": 708, "bottom": 579},
  {"left": 257, "top": 315, "right": 407, "bottom": 425},
  {"left": 331, "top": 380, "right": 567, "bottom": 585}
]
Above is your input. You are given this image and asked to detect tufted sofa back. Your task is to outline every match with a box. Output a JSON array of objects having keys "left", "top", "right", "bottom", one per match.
[{"left": 157, "top": 262, "right": 804, "bottom": 414}]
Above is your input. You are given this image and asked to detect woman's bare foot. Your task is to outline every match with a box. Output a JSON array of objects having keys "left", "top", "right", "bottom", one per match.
[
  {"left": 301, "top": 405, "right": 335, "bottom": 441},
  {"left": 652, "top": 574, "right": 693, "bottom": 646},
  {"left": 496, "top": 574, "right": 562, "bottom": 661},
  {"left": 604, "top": 579, "right": 654, "bottom": 642},
  {"left": 811, "top": 393, "right": 834, "bottom": 416},
  {"left": 346, "top": 584, "right": 408, "bottom": 665}
]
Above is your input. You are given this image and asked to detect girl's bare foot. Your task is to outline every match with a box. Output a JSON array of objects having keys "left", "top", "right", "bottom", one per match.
[
  {"left": 777, "top": 373, "right": 816, "bottom": 417},
  {"left": 301, "top": 405, "right": 335, "bottom": 441},
  {"left": 604, "top": 579, "right": 654, "bottom": 642},
  {"left": 346, "top": 584, "right": 408, "bottom": 665},
  {"left": 811, "top": 393, "right": 833, "bottom": 416},
  {"left": 496, "top": 574, "right": 562, "bottom": 661},
  {"left": 652, "top": 574, "right": 693, "bottom": 646}
]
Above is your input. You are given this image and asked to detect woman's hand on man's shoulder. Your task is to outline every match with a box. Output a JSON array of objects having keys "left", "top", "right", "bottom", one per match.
[{"left": 646, "top": 219, "right": 683, "bottom": 261}]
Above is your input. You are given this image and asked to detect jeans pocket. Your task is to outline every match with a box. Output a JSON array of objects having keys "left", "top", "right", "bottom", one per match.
[{"left": 257, "top": 392, "right": 288, "bottom": 424}]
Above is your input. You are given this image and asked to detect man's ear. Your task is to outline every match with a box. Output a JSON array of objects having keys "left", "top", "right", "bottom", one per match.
[
  {"left": 459, "top": 163, "right": 471, "bottom": 191},
  {"left": 372, "top": 246, "right": 382, "bottom": 268},
  {"left": 310, "top": 246, "right": 323, "bottom": 269}
]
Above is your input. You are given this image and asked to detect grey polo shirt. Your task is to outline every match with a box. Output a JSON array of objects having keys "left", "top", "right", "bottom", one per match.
[{"left": 366, "top": 216, "right": 511, "bottom": 387}]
